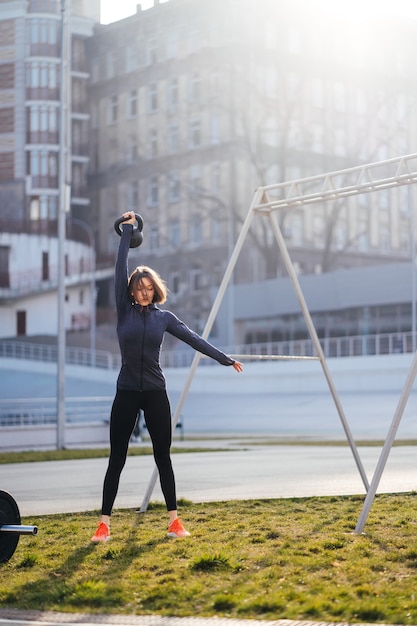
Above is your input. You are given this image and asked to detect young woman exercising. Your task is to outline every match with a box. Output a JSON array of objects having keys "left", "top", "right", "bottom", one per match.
[{"left": 91, "top": 211, "right": 243, "bottom": 542}]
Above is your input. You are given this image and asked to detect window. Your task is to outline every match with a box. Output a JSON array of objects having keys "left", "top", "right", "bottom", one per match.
[
  {"left": 211, "top": 163, "right": 221, "bottom": 193},
  {"left": 291, "top": 213, "right": 304, "bottom": 246},
  {"left": 72, "top": 163, "right": 84, "bottom": 196},
  {"left": 398, "top": 186, "right": 410, "bottom": 215},
  {"left": 189, "top": 72, "right": 201, "bottom": 103},
  {"left": 167, "top": 78, "right": 178, "bottom": 112},
  {"left": 168, "top": 172, "right": 180, "bottom": 203},
  {"left": 211, "top": 214, "right": 221, "bottom": 242},
  {"left": 190, "top": 267, "right": 202, "bottom": 291},
  {"left": 127, "top": 89, "right": 137, "bottom": 118},
  {"left": 210, "top": 114, "right": 220, "bottom": 144},
  {"left": 0, "top": 246, "right": 10, "bottom": 288},
  {"left": 148, "top": 129, "right": 158, "bottom": 158},
  {"left": 147, "top": 38, "right": 157, "bottom": 65},
  {"left": 170, "top": 271, "right": 180, "bottom": 293},
  {"left": 29, "top": 150, "right": 58, "bottom": 178},
  {"left": 26, "top": 61, "right": 58, "bottom": 89},
  {"left": 127, "top": 136, "right": 137, "bottom": 163},
  {"left": 106, "top": 51, "right": 117, "bottom": 79},
  {"left": 380, "top": 226, "right": 390, "bottom": 251},
  {"left": 170, "top": 219, "right": 180, "bottom": 247},
  {"left": 334, "top": 224, "right": 347, "bottom": 251},
  {"left": 166, "top": 31, "right": 178, "bottom": 59},
  {"left": 149, "top": 225, "right": 159, "bottom": 250},
  {"left": 168, "top": 124, "right": 179, "bottom": 153},
  {"left": 108, "top": 95, "right": 118, "bottom": 123},
  {"left": 210, "top": 72, "right": 220, "bottom": 98},
  {"left": 125, "top": 46, "right": 137, "bottom": 73},
  {"left": 189, "top": 118, "right": 201, "bottom": 148},
  {"left": 128, "top": 181, "right": 139, "bottom": 209},
  {"left": 28, "top": 104, "right": 58, "bottom": 136},
  {"left": 190, "top": 214, "right": 202, "bottom": 244},
  {"left": 42, "top": 251, "right": 49, "bottom": 280},
  {"left": 147, "top": 176, "right": 159, "bottom": 206},
  {"left": 91, "top": 58, "right": 99, "bottom": 82},
  {"left": 379, "top": 190, "right": 390, "bottom": 210},
  {"left": 313, "top": 214, "right": 324, "bottom": 245},
  {"left": 29, "top": 17, "right": 58, "bottom": 46},
  {"left": 189, "top": 165, "right": 201, "bottom": 198},
  {"left": 147, "top": 83, "right": 158, "bottom": 113}
]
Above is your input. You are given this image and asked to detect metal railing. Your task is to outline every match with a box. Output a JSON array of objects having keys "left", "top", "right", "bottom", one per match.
[
  {"left": 0, "top": 330, "right": 414, "bottom": 372},
  {"left": 0, "top": 331, "right": 414, "bottom": 429},
  {"left": 0, "top": 397, "right": 113, "bottom": 427},
  {"left": 0, "top": 341, "right": 120, "bottom": 369}
]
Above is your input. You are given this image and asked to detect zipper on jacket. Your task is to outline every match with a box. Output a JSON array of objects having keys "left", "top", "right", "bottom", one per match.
[{"left": 139, "top": 307, "right": 146, "bottom": 391}]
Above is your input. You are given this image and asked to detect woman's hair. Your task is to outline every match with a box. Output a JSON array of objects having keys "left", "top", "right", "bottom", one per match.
[{"left": 128, "top": 265, "right": 168, "bottom": 304}]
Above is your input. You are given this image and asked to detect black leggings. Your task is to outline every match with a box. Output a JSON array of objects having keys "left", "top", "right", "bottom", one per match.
[{"left": 102, "top": 388, "right": 176, "bottom": 515}]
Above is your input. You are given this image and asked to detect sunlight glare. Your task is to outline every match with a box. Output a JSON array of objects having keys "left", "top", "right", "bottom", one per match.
[{"left": 312, "top": 0, "right": 416, "bottom": 22}]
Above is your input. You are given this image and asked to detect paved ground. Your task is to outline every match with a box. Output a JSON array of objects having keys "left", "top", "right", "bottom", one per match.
[
  {"left": 0, "top": 609, "right": 403, "bottom": 626},
  {"left": 2, "top": 441, "right": 417, "bottom": 517}
]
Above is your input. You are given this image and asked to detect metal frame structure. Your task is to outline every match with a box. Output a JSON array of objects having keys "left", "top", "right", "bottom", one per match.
[{"left": 140, "top": 153, "right": 417, "bottom": 524}]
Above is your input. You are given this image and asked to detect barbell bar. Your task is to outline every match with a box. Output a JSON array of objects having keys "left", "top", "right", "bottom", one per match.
[{"left": 0, "top": 490, "right": 38, "bottom": 563}]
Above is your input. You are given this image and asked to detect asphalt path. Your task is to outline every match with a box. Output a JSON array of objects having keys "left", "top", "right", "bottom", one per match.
[{"left": 1, "top": 442, "right": 416, "bottom": 518}]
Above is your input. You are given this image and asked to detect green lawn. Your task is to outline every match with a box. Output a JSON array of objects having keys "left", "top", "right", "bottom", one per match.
[{"left": 2, "top": 494, "right": 417, "bottom": 623}]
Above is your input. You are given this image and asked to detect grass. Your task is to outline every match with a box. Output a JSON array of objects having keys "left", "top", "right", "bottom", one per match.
[
  {"left": 2, "top": 494, "right": 417, "bottom": 623},
  {"left": 0, "top": 445, "right": 231, "bottom": 465}
]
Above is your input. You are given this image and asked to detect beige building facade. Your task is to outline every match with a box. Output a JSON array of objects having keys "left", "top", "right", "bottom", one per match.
[{"left": 1, "top": 0, "right": 417, "bottom": 347}]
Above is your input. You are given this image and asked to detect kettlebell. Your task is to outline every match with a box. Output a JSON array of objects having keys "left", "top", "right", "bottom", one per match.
[{"left": 114, "top": 213, "right": 144, "bottom": 248}]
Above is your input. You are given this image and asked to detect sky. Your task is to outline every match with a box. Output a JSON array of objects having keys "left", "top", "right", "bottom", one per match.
[{"left": 100, "top": 0, "right": 417, "bottom": 25}]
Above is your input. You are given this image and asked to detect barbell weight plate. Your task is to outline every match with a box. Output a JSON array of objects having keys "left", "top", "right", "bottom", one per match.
[{"left": 0, "top": 490, "right": 20, "bottom": 563}]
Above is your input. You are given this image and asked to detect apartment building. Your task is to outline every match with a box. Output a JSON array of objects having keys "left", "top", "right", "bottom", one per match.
[
  {"left": 87, "top": 0, "right": 417, "bottom": 345},
  {"left": 0, "top": 0, "right": 101, "bottom": 337},
  {"left": 1, "top": 0, "right": 417, "bottom": 347}
]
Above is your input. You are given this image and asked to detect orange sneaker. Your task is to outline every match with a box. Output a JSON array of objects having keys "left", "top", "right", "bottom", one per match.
[
  {"left": 167, "top": 518, "right": 190, "bottom": 538},
  {"left": 91, "top": 522, "right": 110, "bottom": 543}
]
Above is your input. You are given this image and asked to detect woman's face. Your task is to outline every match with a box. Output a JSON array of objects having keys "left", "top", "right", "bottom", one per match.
[{"left": 132, "top": 277, "right": 155, "bottom": 306}]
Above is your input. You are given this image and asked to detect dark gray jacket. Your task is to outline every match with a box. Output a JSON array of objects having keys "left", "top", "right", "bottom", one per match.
[{"left": 115, "top": 224, "right": 235, "bottom": 391}]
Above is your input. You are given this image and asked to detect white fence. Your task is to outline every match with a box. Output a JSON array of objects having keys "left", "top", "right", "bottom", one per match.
[{"left": 0, "top": 330, "right": 413, "bottom": 372}]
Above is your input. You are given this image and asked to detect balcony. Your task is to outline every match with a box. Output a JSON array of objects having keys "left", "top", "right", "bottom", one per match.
[{"left": 26, "top": 87, "right": 59, "bottom": 102}]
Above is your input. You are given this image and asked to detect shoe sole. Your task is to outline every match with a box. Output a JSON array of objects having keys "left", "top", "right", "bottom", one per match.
[
  {"left": 91, "top": 536, "right": 110, "bottom": 543},
  {"left": 167, "top": 531, "right": 190, "bottom": 538}
]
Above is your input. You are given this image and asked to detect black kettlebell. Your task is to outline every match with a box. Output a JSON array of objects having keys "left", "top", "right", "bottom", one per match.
[{"left": 114, "top": 213, "right": 144, "bottom": 248}]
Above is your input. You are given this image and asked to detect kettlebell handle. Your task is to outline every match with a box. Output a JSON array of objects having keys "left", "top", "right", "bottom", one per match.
[{"left": 114, "top": 213, "right": 144, "bottom": 248}]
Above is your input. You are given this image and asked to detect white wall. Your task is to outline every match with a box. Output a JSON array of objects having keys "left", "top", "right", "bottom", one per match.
[{"left": 0, "top": 233, "right": 94, "bottom": 337}]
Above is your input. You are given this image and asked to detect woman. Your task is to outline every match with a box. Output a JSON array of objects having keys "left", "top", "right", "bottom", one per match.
[{"left": 91, "top": 211, "right": 243, "bottom": 542}]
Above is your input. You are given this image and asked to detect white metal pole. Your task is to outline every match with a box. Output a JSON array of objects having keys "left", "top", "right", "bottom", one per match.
[
  {"left": 355, "top": 350, "right": 417, "bottom": 533},
  {"left": 411, "top": 186, "right": 416, "bottom": 353},
  {"left": 56, "top": 0, "right": 69, "bottom": 449}
]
